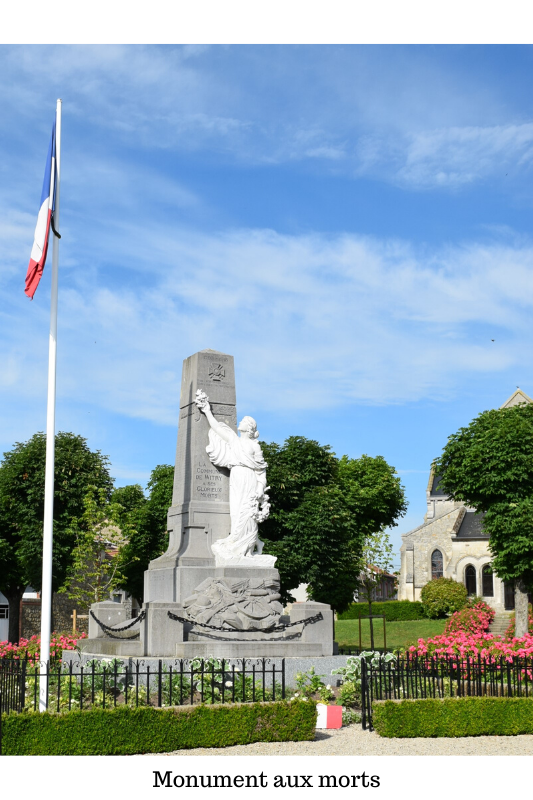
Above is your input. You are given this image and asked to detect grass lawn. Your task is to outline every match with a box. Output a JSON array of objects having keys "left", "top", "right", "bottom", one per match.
[{"left": 335, "top": 618, "right": 447, "bottom": 651}]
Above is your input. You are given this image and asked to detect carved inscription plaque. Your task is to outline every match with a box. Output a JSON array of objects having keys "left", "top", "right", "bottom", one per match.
[{"left": 195, "top": 459, "right": 225, "bottom": 500}]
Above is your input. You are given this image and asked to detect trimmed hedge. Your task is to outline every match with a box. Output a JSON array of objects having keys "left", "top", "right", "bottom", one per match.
[
  {"left": 338, "top": 601, "right": 425, "bottom": 622},
  {"left": 372, "top": 697, "right": 533, "bottom": 738},
  {"left": 1, "top": 700, "right": 316, "bottom": 755}
]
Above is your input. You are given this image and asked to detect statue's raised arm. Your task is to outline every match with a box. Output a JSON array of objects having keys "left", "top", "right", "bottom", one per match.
[{"left": 195, "top": 390, "right": 233, "bottom": 443}]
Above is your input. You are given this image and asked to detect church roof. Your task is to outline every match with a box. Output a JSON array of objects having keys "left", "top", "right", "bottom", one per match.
[
  {"left": 429, "top": 473, "right": 446, "bottom": 496},
  {"left": 455, "top": 510, "right": 488, "bottom": 539}
]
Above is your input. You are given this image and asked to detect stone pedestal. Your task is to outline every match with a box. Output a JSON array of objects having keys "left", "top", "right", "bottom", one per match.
[
  {"left": 140, "top": 602, "right": 185, "bottom": 657},
  {"left": 290, "top": 602, "right": 335, "bottom": 656},
  {"left": 88, "top": 601, "right": 130, "bottom": 639}
]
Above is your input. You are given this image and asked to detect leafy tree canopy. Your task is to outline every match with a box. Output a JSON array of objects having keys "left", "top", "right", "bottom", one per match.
[
  {"left": 434, "top": 404, "right": 533, "bottom": 589},
  {"left": 259, "top": 436, "right": 407, "bottom": 613},
  {"left": 0, "top": 431, "right": 113, "bottom": 641}
]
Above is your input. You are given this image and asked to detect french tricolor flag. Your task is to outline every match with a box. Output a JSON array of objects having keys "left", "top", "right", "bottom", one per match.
[
  {"left": 316, "top": 703, "right": 343, "bottom": 729},
  {"left": 25, "top": 123, "right": 57, "bottom": 299}
]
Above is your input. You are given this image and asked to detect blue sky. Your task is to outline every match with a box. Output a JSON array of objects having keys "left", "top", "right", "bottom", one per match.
[{"left": 2, "top": 44, "right": 533, "bottom": 567}]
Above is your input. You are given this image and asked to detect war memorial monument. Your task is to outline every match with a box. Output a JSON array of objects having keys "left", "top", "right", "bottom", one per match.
[{"left": 79, "top": 349, "right": 334, "bottom": 661}]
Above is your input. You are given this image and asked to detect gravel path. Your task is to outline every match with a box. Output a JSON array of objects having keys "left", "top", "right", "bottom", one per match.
[{"left": 161, "top": 725, "right": 533, "bottom": 756}]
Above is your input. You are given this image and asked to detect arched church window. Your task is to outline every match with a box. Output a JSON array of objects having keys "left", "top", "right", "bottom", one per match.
[
  {"left": 482, "top": 565, "right": 494, "bottom": 597},
  {"left": 431, "top": 549, "right": 443, "bottom": 580},
  {"left": 465, "top": 565, "right": 477, "bottom": 596}
]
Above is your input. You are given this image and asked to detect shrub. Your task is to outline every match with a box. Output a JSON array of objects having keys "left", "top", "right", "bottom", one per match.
[
  {"left": 444, "top": 601, "right": 494, "bottom": 636},
  {"left": 338, "top": 600, "right": 425, "bottom": 621},
  {"left": 0, "top": 632, "right": 86, "bottom": 666},
  {"left": 372, "top": 696, "right": 533, "bottom": 738},
  {"left": 292, "top": 667, "right": 334, "bottom": 703},
  {"left": 337, "top": 681, "right": 359, "bottom": 708},
  {"left": 407, "top": 599, "right": 533, "bottom": 660},
  {"left": 1, "top": 700, "right": 317, "bottom": 755},
  {"left": 420, "top": 578, "right": 468, "bottom": 619}
]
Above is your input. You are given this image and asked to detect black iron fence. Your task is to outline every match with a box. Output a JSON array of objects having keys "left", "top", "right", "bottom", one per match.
[
  {"left": 0, "top": 657, "right": 285, "bottom": 716},
  {"left": 361, "top": 653, "right": 533, "bottom": 730},
  {"left": 338, "top": 646, "right": 393, "bottom": 656}
]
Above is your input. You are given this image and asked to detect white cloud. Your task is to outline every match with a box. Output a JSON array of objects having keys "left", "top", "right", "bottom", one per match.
[
  {"left": 3, "top": 45, "right": 531, "bottom": 188},
  {"left": 3, "top": 225, "right": 533, "bottom": 430},
  {"left": 394, "top": 124, "right": 533, "bottom": 188}
]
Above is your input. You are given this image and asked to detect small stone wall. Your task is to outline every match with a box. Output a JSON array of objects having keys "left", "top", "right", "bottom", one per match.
[{"left": 21, "top": 595, "right": 89, "bottom": 638}]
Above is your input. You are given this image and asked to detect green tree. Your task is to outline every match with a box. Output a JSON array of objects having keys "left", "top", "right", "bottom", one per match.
[
  {"left": 434, "top": 403, "right": 533, "bottom": 637},
  {"left": 0, "top": 432, "right": 113, "bottom": 642},
  {"left": 259, "top": 437, "right": 407, "bottom": 613},
  {"left": 116, "top": 465, "right": 174, "bottom": 603},
  {"left": 110, "top": 484, "right": 147, "bottom": 525},
  {"left": 356, "top": 529, "right": 396, "bottom": 650},
  {"left": 59, "top": 487, "right": 137, "bottom": 608}
]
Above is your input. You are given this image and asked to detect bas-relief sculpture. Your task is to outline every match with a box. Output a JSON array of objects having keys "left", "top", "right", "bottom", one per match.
[
  {"left": 194, "top": 388, "right": 276, "bottom": 568},
  {"left": 183, "top": 576, "right": 283, "bottom": 632}
]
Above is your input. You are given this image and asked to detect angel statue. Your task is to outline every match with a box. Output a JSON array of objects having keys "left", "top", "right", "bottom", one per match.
[{"left": 195, "top": 389, "right": 276, "bottom": 567}]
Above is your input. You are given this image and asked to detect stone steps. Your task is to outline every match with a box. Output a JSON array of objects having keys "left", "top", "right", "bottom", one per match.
[{"left": 489, "top": 612, "right": 513, "bottom": 637}]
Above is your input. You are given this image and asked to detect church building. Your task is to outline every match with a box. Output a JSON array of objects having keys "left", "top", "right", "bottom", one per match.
[{"left": 398, "top": 389, "right": 533, "bottom": 611}]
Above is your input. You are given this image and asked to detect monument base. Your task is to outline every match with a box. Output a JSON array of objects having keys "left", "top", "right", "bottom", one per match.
[
  {"left": 174, "top": 641, "right": 331, "bottom": 658},
  {"left": 79, "top": 600, "right": 334, "bottom": 658}
]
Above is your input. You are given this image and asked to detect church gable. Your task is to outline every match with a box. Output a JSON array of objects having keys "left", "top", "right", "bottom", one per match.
[{"left": 500, "top": 388, "right": 533, "bottom": 409}]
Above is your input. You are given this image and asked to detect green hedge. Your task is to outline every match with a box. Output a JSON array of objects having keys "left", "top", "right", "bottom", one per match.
[
  {"left": 1, "top": 700, "right": 316, "bottom": 755},
  {"left": 373, "top": 697, "right": 533, "bottom": 738},
  {"left": 338, "top": 601, "right": 425, "bottom": 621}
]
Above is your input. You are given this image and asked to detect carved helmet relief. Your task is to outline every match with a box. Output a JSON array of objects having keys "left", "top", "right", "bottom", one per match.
[{"left": 209, "top": 363, "right": 226, "bottom": 381}]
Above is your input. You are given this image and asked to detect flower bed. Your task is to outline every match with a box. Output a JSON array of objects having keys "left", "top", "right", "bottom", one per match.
[
  {"left": 0, "top": 632, "right": 86, "bottom": 665},
  {"left": 406, "top": 601, "right": 533, "bottom": 661}
]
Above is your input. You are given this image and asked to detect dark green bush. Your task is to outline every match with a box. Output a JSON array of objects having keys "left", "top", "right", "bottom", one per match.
[
  {"left": 373, "top": 697, "right": 533, "bottom": 738},
  {"left": 420, "top": 578, "right": 468, "bottom": 618},
  {"left": 338, "top": 600, "right": 425, "bottom": 621},
  {"left": 1, "top": 700, "right": 316, "bottom": 755}
]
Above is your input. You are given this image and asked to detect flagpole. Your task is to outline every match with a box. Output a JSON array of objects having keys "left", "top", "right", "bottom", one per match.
[{"left": 39, "top": 98, "right": 61, "bottom": 712}]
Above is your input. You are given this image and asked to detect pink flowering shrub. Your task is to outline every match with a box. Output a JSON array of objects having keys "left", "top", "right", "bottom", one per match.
[
  {"left": 444, "top": 601, "right": 495, "bottom": 636},
  {"left": 407, "top": 600, "right": 533, "bottom": 662},
  {"left": 0, "top": 631, "right": 87, "bottom": 665}
]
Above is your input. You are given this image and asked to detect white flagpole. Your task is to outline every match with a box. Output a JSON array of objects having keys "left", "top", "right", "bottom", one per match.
[{"left": 39, "top": 98, "right": 62, "bottom": 712}]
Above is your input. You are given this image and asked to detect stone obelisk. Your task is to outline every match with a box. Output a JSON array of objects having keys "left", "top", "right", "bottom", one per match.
[{"left": 144, "top": 349, "right": 238, "bottom": 603}]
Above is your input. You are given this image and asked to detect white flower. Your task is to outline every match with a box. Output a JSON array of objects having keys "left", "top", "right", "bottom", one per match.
[
  {"left": 326, "top": 684, "right": 331, "bottom": 690},
  {"left": 225, "top": 681, "right": 233, "bottom": 687}
]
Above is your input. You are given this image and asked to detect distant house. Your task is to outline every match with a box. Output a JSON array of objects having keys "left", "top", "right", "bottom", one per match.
[
  {"left": 354, "top": 566, "right": 398, "bottom": 602},
  {"left": 398, "top": 388, "right": 532, "bottom": 611},
  {"left": 0, "top": 586, "right": 40, "bottom": 642}
]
